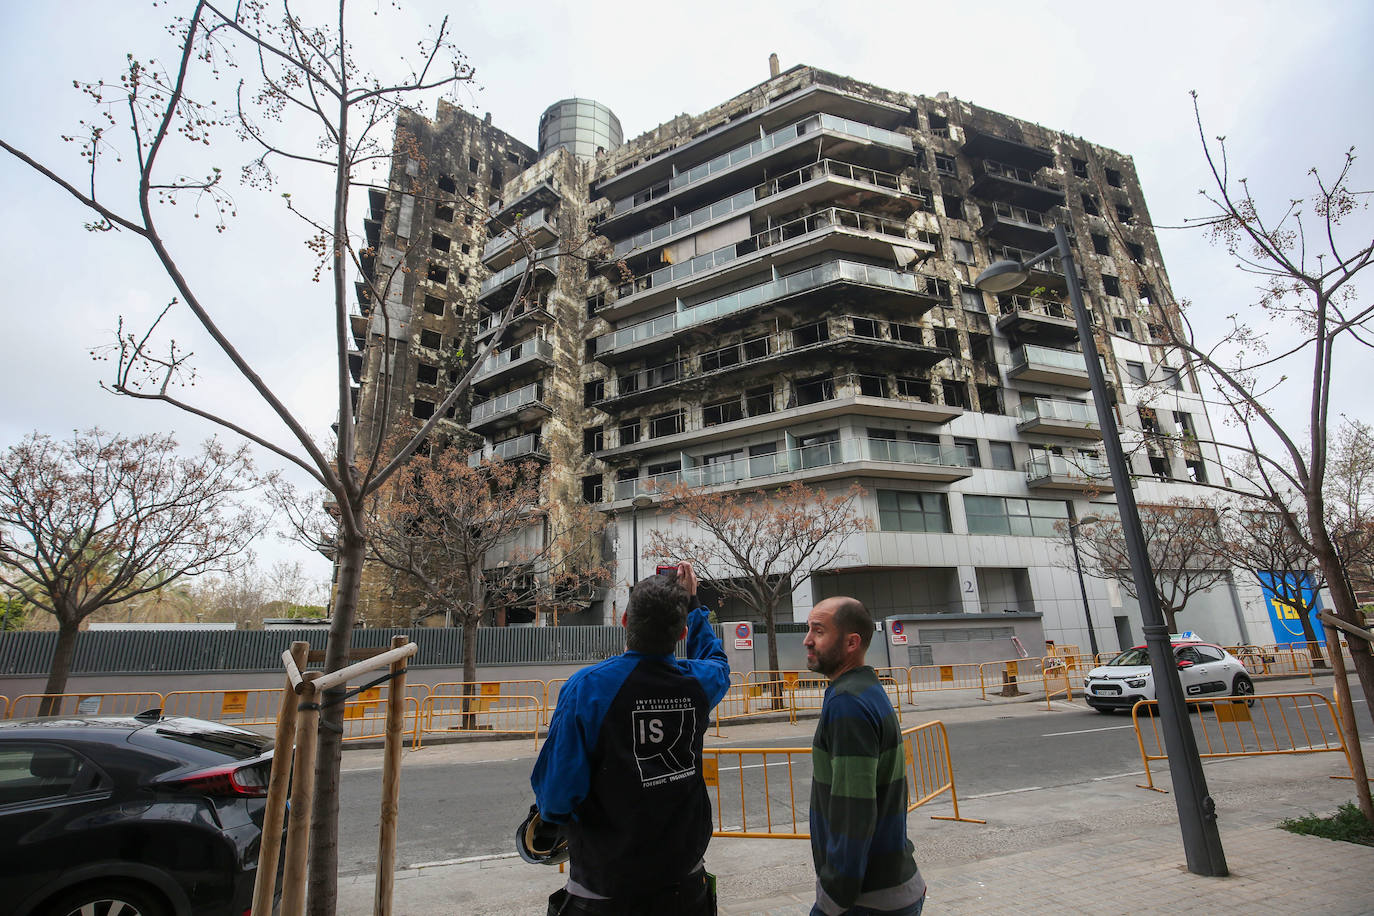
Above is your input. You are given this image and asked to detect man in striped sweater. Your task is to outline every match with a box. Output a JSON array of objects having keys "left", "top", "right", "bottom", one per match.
[{"left": 804, "top": 597, "right": 926, "bottom": 916}]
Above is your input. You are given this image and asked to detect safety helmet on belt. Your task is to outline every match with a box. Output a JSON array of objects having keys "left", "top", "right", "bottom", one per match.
[{"left": 516, "top": 803, "right": 569, "bottom": 865}]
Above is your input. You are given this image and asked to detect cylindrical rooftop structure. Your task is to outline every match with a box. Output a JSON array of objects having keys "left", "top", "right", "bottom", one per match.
[{"left": 538, "top": 98, "right": 623, "bottom": 160}]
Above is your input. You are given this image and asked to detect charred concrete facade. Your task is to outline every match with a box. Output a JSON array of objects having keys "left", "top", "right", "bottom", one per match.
[{"left": 352, "top": 67, "right": 1279, "bottom": 655}]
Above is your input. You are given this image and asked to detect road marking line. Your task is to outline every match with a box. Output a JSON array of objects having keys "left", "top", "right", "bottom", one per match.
[
  {"left": 965, "top": 786, "right": 1043, "bottom": 799},
  {"left": 1042, "top": 725, "right": 1137, "bottom": 737},
  {"left": 1092, "top": 771, "right": 1145, "bottom": 781},
  {"left": 405, "top": 852, "right": 521, "bottom": 869}
]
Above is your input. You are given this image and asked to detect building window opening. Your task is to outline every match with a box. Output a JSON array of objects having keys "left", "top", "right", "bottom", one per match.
[
  {"left": 858, "top": 374, "right": 888, "bottom": 398},
  {"left": 852, "top": 317, "right": 880, "bottom": 338},
  {"left": 745, "top": 385, "right": 774, "bottom": 416},
  {"left": 1186, "top": 460, "right": 1208, "bottom": 483},
  {"left": 941, "top": 380, "right": 971, "bottom": 410},
  {"left": 1149, "top": 455, "right": 1172, "bottom": 478},
  {"left": 703, "top": 396, "right": 744, "bottom": 427},
  {"left": 419, "top": 329, "right": 442, "bottom": 349},
  {"left": 1116, "top": 203, "right": 1135, "bottom": 223},
  {"left": 977, "top": 384, "right": 1004, "bottom": 416},
  {"left": 896, "top": 376, "right": 932, "bottom": 402},
  {"left": 1102, "top": 275, "right": 1121, "bottom": 297},
  {"left": 437, "top": 174, "right": 456, "bottom": 194},
  {"left": 743, "top": 336, "right": 770, "bottom": 360},
  {"left": 954, "top": 437, "right": 981, "bottom": 467},
  {"left": 1113, "top": 316, "right": 1134, "bottom": 339},
  {"left": 1072, "top": 158, "right": 1088, "bottom": 179},
  {"left": 950, "top": 238, "right": 975, "bottom": 264},
  {"left": 943, "top": 195, "right": 964, "bottom": 220},
  {"left": 583, "top": 426, "right": 604, "bottom": 453},
  {"left": 423, "top": 295, "right": 445, "bottom": 316},
  {"left": 416, "top": 363, "right": 439, "bottom": 385},
  {"left": 582, "top": 474, "right": 603, "bottom": 503},
  {"left": 1082, "top": 194, "right": 1101, "bottom": 217},
  {"left": 792, "top": 320, "right": 830, "bottom": 347},
  {"left": 583, "top": 378, "right": 604, "bottom": 406},
  {"left": 934, "top": 327, "right": 960, "bottom": 354},
  {"left": 649, "top": 410, "right": 685, "bottom": 439},
  {"left": 412, "top": 398, "right": 435, "bottom": 420},
  {"left": 968, "top": 332, "right": 995, "bottom": 365},
  {"left": 434, "top": 203, "right": 454, "bottom": 222},
  {"left": 928, "top": 111, "right": 949, "bottom": 137},
  {"left": 1105, "top": 168, "right": 1123, "bottom": 188},
  {"left": 618, "top": 419, "right": 641, "bottom": 446},
  {"left": 1091, "top": 233, "right": 1110, "bottom": 256},
  {"left": 427, "top": 264, "right": 448, "bottom": 284},
  {"left": 934, "top": 154, "right": 957, "bottom": 176},
  {"left": 1128, "top": 242, "right": 1145, "bottom": 263},
  {"left": 794, "top": 375, "right": 835, "bottom": 406},
  {"left": 431, "top": 233, "right": 451, "bottom": 253}
]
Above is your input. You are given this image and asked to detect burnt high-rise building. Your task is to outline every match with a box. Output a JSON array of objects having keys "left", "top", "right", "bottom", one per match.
[{"left": 349, "top": 65, "right": 1267, "bottom": 655}]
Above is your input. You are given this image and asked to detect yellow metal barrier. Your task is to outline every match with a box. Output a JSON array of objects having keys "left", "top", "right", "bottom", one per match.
[
  {"left": 10, "top": 691, "right": 163, "bottom": 718},
  {"left": 417, "top": 693, "right": 541, "bottom": 749},
  {"left": 908, "top": 662, "right": 986, "bottom": 696},
  {"left": 1041, "top": 659, "right": 1073, "bottom": 709},
  {"left": 0, "top": 696, "right": 8, "bottom": 719},
  {"left": 342, "top": 694, "right": 421, "bottom": 748},
  {"left": 1131, "top": 692, "right": 1349, "bottom": 791},
  {"left": 702, "top": 719, "right": 984, "bottom": 839},
  {"left": 873, "top": 666, "right": 912, "bottom": 706},
  {"left": 715, "top": 675, "right": 795, "bottom": 735},
  {"left": 901, "top": 721, "right": 984, "bottom": 823},
  {"left": 703, "top": 746, "right": 811, "bottom": 838},
  {"left": 162, "top": 688, "right": 284, "bottom": 725},
  {"left": 977, "top": 658, "right": 1043, "bottom": 699},
  {"left": 544, "top": 677, "right": 567, "bottom": 724},
  {"left": 1232, "top": 647, "right": 1315, "bottom": 683}
]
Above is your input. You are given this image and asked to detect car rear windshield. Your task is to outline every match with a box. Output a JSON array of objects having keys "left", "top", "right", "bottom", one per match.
[
  {"left": 1107, "top": 647, "right": 1149, "bottom": 666},
  {"left": 131, "top": 719, "right": 273, "bottom": 765}
]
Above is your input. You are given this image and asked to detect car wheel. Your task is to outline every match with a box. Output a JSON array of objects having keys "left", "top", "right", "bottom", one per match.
[
  {"left": 43, "top": 881, "right": 170, "bottom": 916},
  {"left": 1233, "top": 675, "right": 1256, "bottom": 707}
]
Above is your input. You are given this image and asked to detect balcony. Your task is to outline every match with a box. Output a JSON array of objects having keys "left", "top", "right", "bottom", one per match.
[
  {"left": 475, "top": 301, "right": 552, "bottom": 342},
  {"left": 602, "top": 113, "right": 915, "bottom": 233},
  {"left": 961, "top": 129, "right": 1055, "bottom": 171},
  {"left": 1024, "top": 452, "right": 1115, "bottom": 492},
  {"left": 988, "top": 243, "right": 1080, "bottom": 291},
  {"left": 980, "top": 200, "right": 1056, "bottom": 249},
  {"left": 969, "top": 158, "right": 1066, "bottom": 211},
  {"left": 612, "top": 436, "right": 971, "bottom": 502},
  {"left": 1008, "top": 344, "right": 1092, "bottom": 389},
  {"left": 597, "top": 373, "right": 962, "bottom": 459},
  {"left": 470, "top": 382, "right": 551, "bottom": 430},
  {"left": 595, "top": 259, "right": 943, "bottom": 362},
  {"left": 994, "top": 294, "right": 1080, "bottom": 344},
  {"left": 604, "top": 206, "right": 938, "bottom": 321},
  {"left": 472, "top": 337, "right": 554, "bottom": 389},
  {"left": 485, "top": 180, "right": 561, "bottom": 227},
  {"left": 468, "top": 432, "right": 547, "bottom": 466},
  {"left": 596, "top": 320, "right": 951, "bottom": 411},
  {"left": 1017, "top": 397, "right": 1102, "bottom": 439},
  {"left": 482, "top": 207, "right": 559, "bottom": 271},
  {"left": 477, "top": 247, "right": 557, "bottom": 305},
  {"left": 608, "top": 158, "right": 919, "bottom": 262}
]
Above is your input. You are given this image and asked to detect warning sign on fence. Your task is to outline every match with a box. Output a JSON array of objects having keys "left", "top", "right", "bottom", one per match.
[
  {"left": 221, "top": 691, "right": 248, "bottom": 716},
  {"left": 890, "top": 620, "right": 908, "bottom": 645}
]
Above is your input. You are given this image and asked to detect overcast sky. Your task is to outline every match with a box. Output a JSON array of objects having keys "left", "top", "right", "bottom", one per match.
[{"left": 1, "top": 0, "right": 1369, "bottom": 586}]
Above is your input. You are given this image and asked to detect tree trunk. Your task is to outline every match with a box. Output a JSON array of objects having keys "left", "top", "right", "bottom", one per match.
[
  {"left": 40, "top": 617, "right": 80, "bottom": 716},
  {"left": 1161, "top": 605, "right": 1179, "bottom": 635},
  {"left": 1294, "top": 605, "right": 1328, "bottom": 668},
  {"left": 306, "top": 525, "right": 365, "bottom": 916},
  {"left": 461, "top": 613, "right": 479, "bottom": 730},
  {"left": 1312, "top": 533, "right": 1374, "bottom": 712},
  {"left": 764, "top": 597, "right": 784, "bottom": 710}
]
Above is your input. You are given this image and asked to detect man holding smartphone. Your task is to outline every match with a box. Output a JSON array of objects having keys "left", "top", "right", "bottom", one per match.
[{"left": 530, "top": 561, "right": 730, "bottom": 915}]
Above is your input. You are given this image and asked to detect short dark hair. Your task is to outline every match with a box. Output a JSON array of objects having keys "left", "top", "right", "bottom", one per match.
[
  {"left": 830, "top": 597, "right": 874, "bottom": 651},
  {"left": 625, "top": 572, "right": 689, "bottom": 653}
]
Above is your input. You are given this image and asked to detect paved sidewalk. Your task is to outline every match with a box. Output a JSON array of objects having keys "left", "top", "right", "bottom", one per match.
[{"left": 336, "top": 688, "right": 1374, "bottom": 915}]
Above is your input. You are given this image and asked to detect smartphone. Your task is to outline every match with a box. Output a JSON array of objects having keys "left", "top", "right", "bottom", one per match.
[{"left": 656, "top": 564, "right": 677, "bottom": 576}]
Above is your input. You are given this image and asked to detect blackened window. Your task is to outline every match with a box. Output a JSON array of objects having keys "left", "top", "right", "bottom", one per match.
[
  {"left": 419, "top": 329, "right": 442, "bottom": 349},
  {"left": 583, "top": 379, "right": 604, "bottom": 406},
  {"left": 583, "top": 426, "right": 604, "bottom": 453},
  {"left": 412, "top": 398, "right": 434, "bottom": 420},
  {"left": 437, "top": 174, "right": 456, "bottom": 193},
  {"left": 1071, "top": 158, "right": 1088, "bottom": 179},
  {"left": 416, "top": 363, "right": 438, "bottom": 385},
  {"left": 423, "top": 295, "right": 445, "bottom": 315},
  {"left": 1102, "top": 275, "right": 1121, "bottom": 297},
  {"left": 1105, "top": 168, "right": 1123, "bottom": 188},
  {"left": 944, "top": 196, "right": 964, "bottom": 220},
  {"left": 934, "top": 154, "right": 957, "bottom": 176},
  {"left": 1091, "top": 233, "right": 1110, "bottom": 256},
  {"left": 1116, "top": 203, "right": 1135, "bottom": 223},
  {"left": 1082, "top": 194, "right": 1101, "bottom": 217}
]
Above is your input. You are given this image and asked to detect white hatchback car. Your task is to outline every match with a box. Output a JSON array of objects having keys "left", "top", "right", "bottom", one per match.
[{"left": 1084, "top": 639, "right": 1255, "bottom": 713}]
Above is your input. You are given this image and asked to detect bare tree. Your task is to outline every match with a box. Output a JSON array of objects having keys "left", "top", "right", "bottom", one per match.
[
  {"left": 0, "top": 4, "right": 573, "bottom": 906},
  {"left": 1102, "top": 95, "right": 1374, "bottom": 718},
  {"left": 1217, "top": 503, "right": 1328, "bottom": 666},
  {"left": 1326, "top": 419, "right": 1374, "bottom": 604},
  {"left": 0, "top": 430, "right": 260, "bottom": 711},
  {"left": 1062, "top": 499, "right": 1231, "bottom": 634},
  {"left": 365, "top": 449, "right": 606, "bottom": 706},
  {"left": 645, "top": 481, "right": 865, "bottom": 683}
]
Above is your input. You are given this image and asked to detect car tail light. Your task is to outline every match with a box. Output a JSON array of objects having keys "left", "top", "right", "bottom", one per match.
[{"left": 162, "top": 761, "right": 271, "bottom": 797}]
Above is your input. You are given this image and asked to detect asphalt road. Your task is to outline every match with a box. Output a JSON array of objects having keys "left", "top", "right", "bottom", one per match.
[{"left": 336, "top": 681, "right": 1369, "bottom": 877}]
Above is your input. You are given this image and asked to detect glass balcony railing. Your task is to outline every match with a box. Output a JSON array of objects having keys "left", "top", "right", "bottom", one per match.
[
  {"left": 610, "top": 159, "right": 911, "bottom": 259},
  {"left": 990, "top": 201, "right": 1051, "bottom": 227},
  {"left": 999, "top": 294, "right": 1069, "bottom": 319},
  {"left": 610, "top": 114, "right": 913, "bottom": 216},
  {"left": 1013, "top": 344, "right": 1088, "bottom": 373},
  {"left": 596, "top": 259, "right": 923, "bottom": 356},
  {"left": 482, "top": 208, "right": 558, "bottom": 261},
  {"left": 1025, "top": 452, "right": 1110, "bottom": 481},
  {"left": 612, "top": 436, "right": 966, "bottom": 500},
  {"left": 469, "top": 432, "right": 546, "bottom": 466},
  {"left": 980, "top": 158, "right": 1062, "bottom": 191},
  {"left": 470, "top": 383, "right": 545, "bottom": 424},
  {"left": 613, "top": 206, "right": 928, "bottom": 303},
  {"left": 474, "top": 337, "right": 553, "bottom": 379},
  {"left": 478, "top": 247, "right": 557, "bottom": 298},
  {"left": 1019, "top": 397, "right": 1097, "bottom": 425}
]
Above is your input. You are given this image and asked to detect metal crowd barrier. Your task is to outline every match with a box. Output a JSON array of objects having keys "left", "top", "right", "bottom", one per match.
[
  {"left": 702, "top": 718, "right": 983, "bottom": 839},
  {"left": 977, "top": 658, "right": 1043, "bottom": 699},
  {"left": 544, "top": 677, "right": 569, "bottom": 724},
  {"left": 9, "top": 691, "right": 163, "bottom": 718},
  {"left": 1041, "top": 659, "right": 1074, "bottom": 709},
  {"left": 343, "top": 694, "right": 421, "bottom": 747},
  {"left": 1131, "top": 692, "right": 1349, "bottom": 791},
  {"left": 1229, "top": 647, "right": 1315, "bottom": 683},
  {"left": 416, "top": 693, "right": 541, "bottom": 749},
  {"left": 902, "top": 721, "right": 984, "bottom": 823},
  {"left": 908, "top": 662, "right": 986, "bottom": 696},
  {"left": 0, "top": 695, "right": 8, "bottom": 719},
  {"left": 163, "top": 688, "right": 284, "bottom": 725}
]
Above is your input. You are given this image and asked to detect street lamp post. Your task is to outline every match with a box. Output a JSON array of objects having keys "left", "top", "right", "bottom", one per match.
[
  {"left": 630, "top": 495, "right": 653, "bottom": 584},
  {"left": 976, "top": 223, "right": 1228, "bottom": 877},
  {"left": 1067, "top": 513, "right": 1101, "bottom": 658}
]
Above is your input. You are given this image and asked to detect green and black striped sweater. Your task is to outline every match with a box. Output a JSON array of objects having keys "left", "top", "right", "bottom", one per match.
[{"left": 810, "top": 666, "right": 925, "bottom": 914}]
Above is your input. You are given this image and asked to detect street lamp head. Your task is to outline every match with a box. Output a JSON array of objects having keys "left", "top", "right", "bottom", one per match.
[
  {"left": 1077, "top": 514, "right": 1101, "bottom": 527},
  {"left": 973, "top": 259, "right": 1031, "bottom": 293},
  {"left": 630, "top": 495, "right": 653, "bottom": 509}
]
